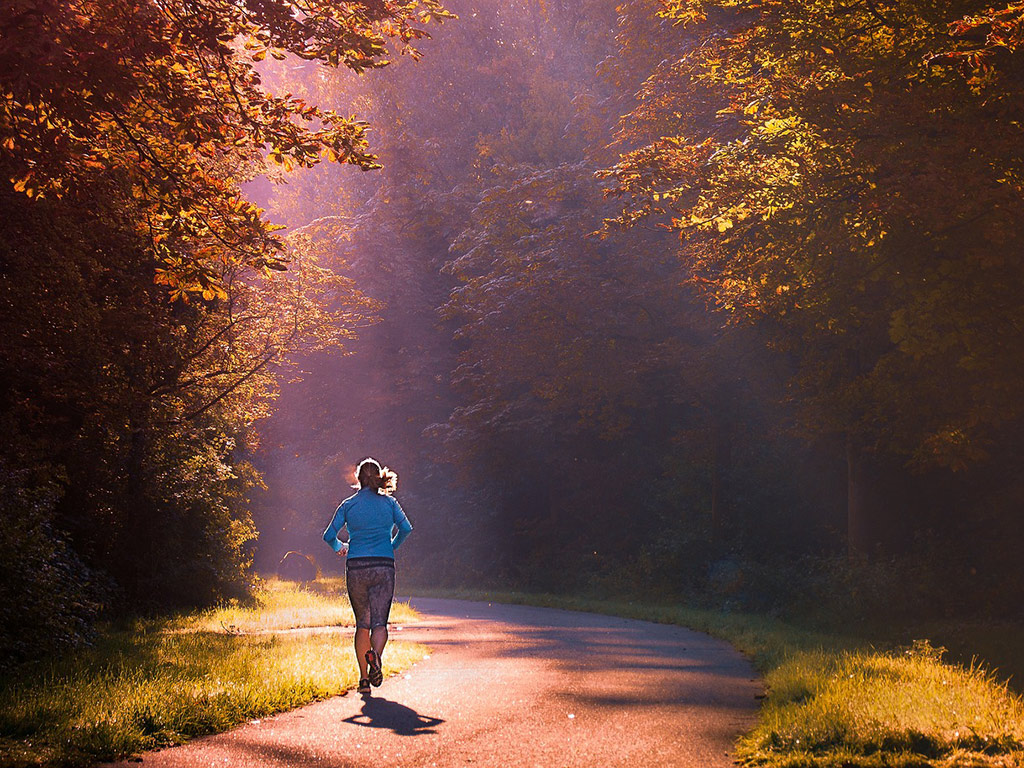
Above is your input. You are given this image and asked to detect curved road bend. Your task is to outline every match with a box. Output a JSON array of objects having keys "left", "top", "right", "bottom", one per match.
[{"left": 111, "top": 598, "right": 762, "bottom": 768}]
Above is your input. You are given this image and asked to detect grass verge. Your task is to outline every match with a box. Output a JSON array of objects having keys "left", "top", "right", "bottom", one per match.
[
  {"left": 0, "top": 580, "right": 426, "bottom": 767},
  {"left": 169, "top": 576, "right": 418, "bottom": 633},
  {"left": 409, "top": 587, "right": 1024, "bottom": 768}
]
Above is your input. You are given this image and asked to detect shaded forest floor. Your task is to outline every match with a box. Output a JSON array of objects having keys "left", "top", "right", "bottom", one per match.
[
  {"left": 408, "top": 587, "right": 1024, "bottom": 768},
  {"left": 0, "top": 580, "right": 424, "bottom": 768}
]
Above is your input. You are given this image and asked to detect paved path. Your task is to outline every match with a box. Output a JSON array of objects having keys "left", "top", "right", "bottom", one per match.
[{"left": 112, "top": 598, "right": 761, "bottom": 767}]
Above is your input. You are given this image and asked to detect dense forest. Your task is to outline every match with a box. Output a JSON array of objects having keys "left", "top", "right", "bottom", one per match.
[
  {"left": 252, "top": 0, "right": 1024, "bottom": 607},
  {"left": 3, "top": 0, "right": 1024, "bottom": 664}
]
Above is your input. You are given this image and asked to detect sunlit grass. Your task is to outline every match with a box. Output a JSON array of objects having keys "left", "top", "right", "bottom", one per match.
[
  {"left": 737, "top": 641, "right": 1024, "bottom": 767},
  {"left": 170, "top": 577, "right": 419, "bottom": 633},
  {"left": 0, "top": 581, "right": 428, "bottom": 767},
  {"left": 410, "top": 588, "right": 1024, "bottom": 768}
]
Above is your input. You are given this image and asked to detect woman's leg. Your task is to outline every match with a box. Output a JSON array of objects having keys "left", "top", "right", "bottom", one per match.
[
  {"left": 364, "top": 566, "right": 395, "bottom": 686},
  {"left": 366, "top": 566, "right": 395, "bottom": 662},
  {"left": 354, "top": 627, "right": 371, "bottom": 679},
  {"left": 347, "top": 568, "right": 372, "bottom": 683},
  {"left": 370, "top": 625, "right": 388, "bottom": 659}
]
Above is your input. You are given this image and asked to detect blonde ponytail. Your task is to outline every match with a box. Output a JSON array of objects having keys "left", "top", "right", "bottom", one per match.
[
  {"left": 376, "top": 467, "right": 398, "bottom": 495},
  {"left": 355, "top": 457, "right": 398, "bottom": 495}
]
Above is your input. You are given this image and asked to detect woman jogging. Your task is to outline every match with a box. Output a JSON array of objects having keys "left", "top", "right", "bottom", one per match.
[{"left": 323, "top": 457, "right": 413, "bottom": 694}]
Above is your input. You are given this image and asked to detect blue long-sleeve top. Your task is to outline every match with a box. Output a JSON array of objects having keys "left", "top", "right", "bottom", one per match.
[{"left": 323, "top": 487, "right": 413, "bottom": 559}]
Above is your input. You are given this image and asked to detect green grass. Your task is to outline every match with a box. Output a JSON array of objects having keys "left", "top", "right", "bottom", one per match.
[
  {"left": 170, "top": 576, "right": 419, "bottom": 633},
  {"left": 409, "top": 587, "right": 1024, "bottom": 768},
  {"left": 0, "top": 580, "right": 426, "bottom": 767}
]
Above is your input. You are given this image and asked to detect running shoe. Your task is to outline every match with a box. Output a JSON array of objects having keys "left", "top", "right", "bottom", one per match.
[{"left": 365, "top": 649, "right": 383, "bottom": 687}]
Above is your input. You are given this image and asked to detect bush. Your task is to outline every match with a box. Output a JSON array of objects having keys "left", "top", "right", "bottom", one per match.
[{"left": 0, "top": 463, "right": 102, "bottom": 668}]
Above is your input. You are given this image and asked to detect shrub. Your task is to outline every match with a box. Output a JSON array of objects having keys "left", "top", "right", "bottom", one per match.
[{"left": 0, "top": 463, "right": 102, "bottom": 668}]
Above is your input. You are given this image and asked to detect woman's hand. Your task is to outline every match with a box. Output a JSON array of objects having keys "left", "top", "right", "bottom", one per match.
[{"left": 337, "top": 542, "right": 349, "bottom": 557}]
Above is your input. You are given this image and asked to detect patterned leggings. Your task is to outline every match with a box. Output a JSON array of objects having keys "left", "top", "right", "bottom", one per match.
[{"left": 346, "top": 557, "right": 396, "bottom": 629}]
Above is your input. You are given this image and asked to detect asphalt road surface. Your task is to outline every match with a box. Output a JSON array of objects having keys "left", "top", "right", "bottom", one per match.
[{"left": 111, "top": 598, "right": 762, "bottom": 768}]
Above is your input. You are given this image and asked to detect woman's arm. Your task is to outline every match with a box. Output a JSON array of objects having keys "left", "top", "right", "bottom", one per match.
[
  {"left": 390, "top": 497, "right": 413, "bottom": 551},
  {"left": 322, "top": 501, "right": 350, "bottom": 554}
]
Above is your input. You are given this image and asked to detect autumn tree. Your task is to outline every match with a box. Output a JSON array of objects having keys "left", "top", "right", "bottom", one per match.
[
  {"left": 602, "top": 0, "right": 1024, "bottom": 556},
  {"left": 0, "top": 0, "right": 448, "bottom": 661}
]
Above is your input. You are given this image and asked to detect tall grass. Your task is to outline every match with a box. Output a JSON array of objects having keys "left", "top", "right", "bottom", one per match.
[
  {"left": 739, "top": 641, "right": 1024, "bottom": 767},
  {"left": 0, "top": 580, "right": 426, "bottom": 767}
]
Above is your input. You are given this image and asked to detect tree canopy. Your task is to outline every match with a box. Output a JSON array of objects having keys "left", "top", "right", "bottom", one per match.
[{"left": 0, "top": 0, "right": 448, "bottom": 663}]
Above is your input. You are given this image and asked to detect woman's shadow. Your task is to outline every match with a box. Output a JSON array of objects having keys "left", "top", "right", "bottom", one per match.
[{"left": 342, "top": 694, "right": 445, "bottom": 736}]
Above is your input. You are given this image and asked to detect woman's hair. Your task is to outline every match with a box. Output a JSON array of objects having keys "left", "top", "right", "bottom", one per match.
[{"left": 355, "top": 457, "right": 398, "bottom": 495}]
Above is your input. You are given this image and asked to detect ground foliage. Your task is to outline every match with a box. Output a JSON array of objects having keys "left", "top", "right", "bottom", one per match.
[
  {"left": 0, "top": 0, "right": 449, "bottom": 664},
  {"left": 0, "top": 580, "right": 425, "bottom": 767}
]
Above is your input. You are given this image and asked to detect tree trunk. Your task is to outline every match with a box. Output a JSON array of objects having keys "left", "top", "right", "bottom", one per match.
[
  {"left": 710, "top": 423, "right": 731, "bottom": 544},
  {"left": 846, "top": 440, "right": 871, "bottom": 558}
]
